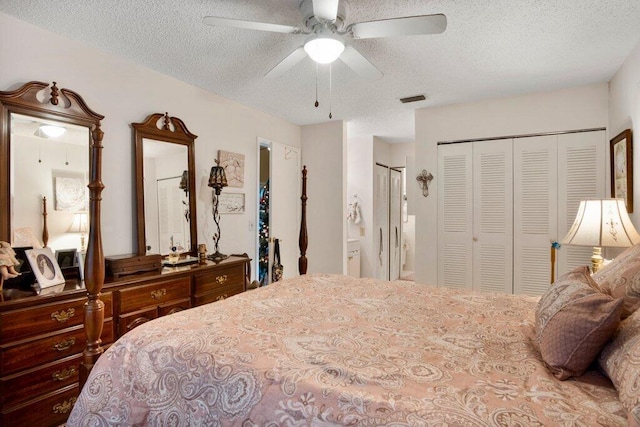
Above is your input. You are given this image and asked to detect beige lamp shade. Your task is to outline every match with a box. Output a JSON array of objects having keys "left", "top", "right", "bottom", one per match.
[
  {"left": 562, "top": 199, "right": 640, "bottom": 247},
  {"left": 68, "top": 212, "right": 88, "bottom": 233}
]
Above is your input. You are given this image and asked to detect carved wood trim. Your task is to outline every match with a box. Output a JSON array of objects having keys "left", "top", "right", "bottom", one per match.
[{"left": 299, "top": 166, "right": 308, "bottom": 275}]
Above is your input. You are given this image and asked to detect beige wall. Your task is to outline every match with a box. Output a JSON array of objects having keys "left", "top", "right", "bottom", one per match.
[
  {"left": 415, "top": 83, "right": 609, "bottom": 285},
  {"left": 0, "top": 12, "right": 302, "bottom": 261},
  {"left": 609, "top": 40, "right": 640, "bottom": 225},
  {"left": 301, "top": 120, "right": 346, "bottom": 274}
]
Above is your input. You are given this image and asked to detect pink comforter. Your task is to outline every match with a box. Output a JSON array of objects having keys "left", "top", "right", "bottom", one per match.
[{"left": 69, "top": 274, "right": 626, "bottom": 426}]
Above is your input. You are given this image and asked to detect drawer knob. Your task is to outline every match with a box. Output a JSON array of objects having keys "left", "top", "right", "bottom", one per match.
[
  {"left": 53, "top": 397, "right": 77, "bottom": 414},
  {"left": 52, "top": 338, "right": 76, "bottom": 352},
  {"left": 216, "top": 274, "right": 228, "bottom": 285},
  {"left": 216, "top": 294, "right": 228, "bottom": 301},
  {"left": 151, "top": 288, "right": 167, "bottom": 299},
  {"left": 51, "top": 308, "right": 76, "bottom": 323},
  {"left": 52, "top": 366, "right": 77, "bottom": 382}
]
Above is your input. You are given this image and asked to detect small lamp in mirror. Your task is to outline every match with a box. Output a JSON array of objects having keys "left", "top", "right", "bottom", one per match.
[
  {"left": 179, "top": 170, "right": 189, "bottom": 195},
  {"left": 562, "top": 199, "right": 640, "bottom": 273},
  {"left": 68, "top": 212, "right": 88, "bottom": 251},
  {"left": 208, "top": 159, "right": 228, "bottom": 261}
]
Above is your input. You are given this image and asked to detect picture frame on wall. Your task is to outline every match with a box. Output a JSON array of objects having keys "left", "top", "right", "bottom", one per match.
[
  {"left": 610, "top": 129, "right": 633, "bottom": 213},
  {"left": 218, "top": 192, "right": 245, "bottom": 214}
]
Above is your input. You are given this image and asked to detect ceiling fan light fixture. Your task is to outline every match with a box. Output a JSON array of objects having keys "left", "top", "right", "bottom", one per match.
[
  {"left": 38, "top": 124, "right": 66, "bottom": 138},
  {"left": 304, "top": 35, "right": 345, "bottom": 64}
]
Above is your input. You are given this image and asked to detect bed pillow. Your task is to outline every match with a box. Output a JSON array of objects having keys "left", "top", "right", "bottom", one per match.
[
  {"left": 593, "top": 244, "right": 640, "bottom": 318},
  {"left": 599, "top": 308, "right": 640, "bottom": 425},
  {"left": 535, "top": 268, "right": 624, "bottom": 380}
]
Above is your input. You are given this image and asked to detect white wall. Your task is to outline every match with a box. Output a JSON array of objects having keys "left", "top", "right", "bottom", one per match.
[
  {"left": 415, "top": 83, "right": 609, "bottom": 285},
  {"left": 609, "top": 40, "right": 640, "bottom": 225},
  {"left": 301, "top": 120, "right": 346, "bottom": 274},
  {"left": 0, "top": 12, "right": 302, "bottom": 258}
]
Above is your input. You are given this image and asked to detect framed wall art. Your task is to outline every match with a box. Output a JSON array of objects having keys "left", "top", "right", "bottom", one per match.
[
  {"left": 610, "top": 129, "right": 633, "bottom": 213},
  {"left": 53, "top": 170, "right": 88, "bottom": 211},
  {"left": 218, "top": 192, "right": 245, "bottom": 214},
  {"left": 218, "top": 150, "right": 245, "bottom": 188}
]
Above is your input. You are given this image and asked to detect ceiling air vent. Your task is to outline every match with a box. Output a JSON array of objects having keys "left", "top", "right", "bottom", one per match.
[{"left": 400, "top": 95, "right": 426, "bottom": 104}]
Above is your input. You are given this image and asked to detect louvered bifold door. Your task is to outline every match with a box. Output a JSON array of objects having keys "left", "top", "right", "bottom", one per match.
[
  {"left": 513, "top": 136, "right": 558, "bottom": 296},
  {"left": 557, "top": 131, "right": 606, "bottom": 275},
  {"left": 472, "top": 140, "right": 513, "bottom": 293},
  {"left": 438, "top": 143, "right": 473, "bottom": 290},
  {"left": 375, "top": 164, "right": 390, "bottom": 280},
  {"left": 389, "top": 168, "right": 403, "bottom": 281}
]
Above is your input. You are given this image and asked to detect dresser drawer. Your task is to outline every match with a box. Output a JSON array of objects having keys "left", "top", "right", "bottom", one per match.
[
  {"left": 194, "top": 279, "right": 244, "bottom": 306},
  {"left": 118, "top": 277, "right": 190, "bottom": 313},
  {"left": 0, "top": 293, "right": 113, "bottom": 344},
  {"left": 194, "top": 264, "right": 244, "bottom": 295},
  {"left": 118, "top": 306, "right": 158, "bottom": 336},
  {"left": 0, "top": 320, "right": 114, "bottom": 376},
  {"left": 2, "top": 383, "right": 78, "bottom": 427},
  {"left": 159, "top": 298, "right": 191, "bottom": 317},
  {"left": 0, "top": 353, "right": 80, "bottom": 407}
]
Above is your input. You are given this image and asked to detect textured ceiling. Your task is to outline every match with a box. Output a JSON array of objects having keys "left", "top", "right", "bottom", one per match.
[{"left": 1, "top": 0, "right": 640, "bottom": 143}]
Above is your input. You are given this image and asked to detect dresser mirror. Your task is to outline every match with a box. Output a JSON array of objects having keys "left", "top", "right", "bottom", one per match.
[
  {"left": 0, "top": 82, "right": 103, "bottom": 269},
  {"left": 133, "top": 113, "right": 197, "bottom": 256}
]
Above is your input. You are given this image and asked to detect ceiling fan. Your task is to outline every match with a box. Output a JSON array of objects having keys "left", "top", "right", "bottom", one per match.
[{"left": 203, "top": 0, "right": 447, "bottom": 79}]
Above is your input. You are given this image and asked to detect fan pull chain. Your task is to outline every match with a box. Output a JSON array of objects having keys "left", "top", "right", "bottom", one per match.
[
  {"left": 38, "top": 142, "right": 42, "bottom": 163},
  {"left": 65, "top": 147, "right": 69, "bottom": 166},
  {"left": 314, "top": 63, "right": 319, "bottom": 108},
  {"left": 329, "top": 63, "right": 333, "bottom": 119}
]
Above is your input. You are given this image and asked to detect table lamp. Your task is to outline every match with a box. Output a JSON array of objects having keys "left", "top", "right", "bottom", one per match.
[
  {"left": 208, "top": 159, "right": 228, "bottom": 261},
  {"left": 561, "top": 199, "right": 640, "bottom": 273},
  {"left": 68, "top": 212, "right": 88, "bottom": 251}
]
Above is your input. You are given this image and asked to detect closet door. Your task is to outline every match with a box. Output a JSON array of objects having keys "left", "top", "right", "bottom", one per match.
[
  {"left": 557, "top": 131, "right": 606, "bottom": 275},
  {"left": 389, "top": 168, "right": 402, "bottom": 281},
  {"left": 472, "top": 139, "right": 513, "bottom": 293},
  {"left": 375, "top": 164, "right": 390, "bottom": 280},
  {"left": 438, "top": 143, "right": 473, "bottom": 289},
  {"left": 513, "top": 136, "right": 558, "bottom": 296}
]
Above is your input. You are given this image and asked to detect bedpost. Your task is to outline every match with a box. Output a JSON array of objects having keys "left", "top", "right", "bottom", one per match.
[
  {"left": 79, "top": 121, "right": 106, "bottom": 387},
  {"left": 299, "top": 166, "right": 308, "bottom": 275}
]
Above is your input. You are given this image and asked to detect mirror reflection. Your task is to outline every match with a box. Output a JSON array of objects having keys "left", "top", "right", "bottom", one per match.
[
  {"left": 142, "top": 138, "right": 189, "bottom": 255},
  {"left": 10, "top": 113, "right": 89, "bottom": 251}
]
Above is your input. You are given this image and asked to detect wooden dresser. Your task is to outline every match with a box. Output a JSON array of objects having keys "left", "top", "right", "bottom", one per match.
[{"left": 0, "top": 255, "right": 249, "bottom": 426}]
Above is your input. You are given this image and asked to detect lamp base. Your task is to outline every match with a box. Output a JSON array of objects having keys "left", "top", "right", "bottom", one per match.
[
  {"left": 207, "top": 251, "right": 229, "bottom": 263},
  {"left": 591, "top": 246, "right": 604, "bottom": 274}
]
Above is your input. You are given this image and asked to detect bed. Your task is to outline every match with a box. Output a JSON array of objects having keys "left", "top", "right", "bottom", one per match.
[{"left": 71, "top": 169, "right": 640, "bottom": 425}]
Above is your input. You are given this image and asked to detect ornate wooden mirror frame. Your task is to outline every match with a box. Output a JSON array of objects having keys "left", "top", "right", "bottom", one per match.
[
  {"left": 0, "top": 81, "right": 105, "bottom": 382},
  {"left": 133, "top": 113, "right": 197, "bottom": 256}
]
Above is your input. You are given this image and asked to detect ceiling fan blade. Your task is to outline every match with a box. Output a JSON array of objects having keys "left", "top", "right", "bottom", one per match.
[
  {"left": 265, "top": 47, "right": 307, "bottom": 78},
  {"left": 339, "top": 46, "right": 383, "bottom": 80},
  {"left": 350, "top": 14, "right": 447, "bottom": 39},
  {"left": 203, "top": 16, "right": 303, "bottom": 34},
  {"left": 312, "top": 0, "right": 339, "bottom": 22}
]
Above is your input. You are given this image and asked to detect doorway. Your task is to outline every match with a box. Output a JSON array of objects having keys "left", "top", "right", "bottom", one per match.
[{"left": 256, "top": 138, "right": 301, "bottom": 285}]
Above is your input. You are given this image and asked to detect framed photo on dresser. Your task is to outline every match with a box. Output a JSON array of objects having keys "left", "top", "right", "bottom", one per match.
[
  {"left": 610, "top": 129, "right": 633, "bottom": 213},
  {"left": 25, "top": 247, "right": 65, "bottom": 290}
]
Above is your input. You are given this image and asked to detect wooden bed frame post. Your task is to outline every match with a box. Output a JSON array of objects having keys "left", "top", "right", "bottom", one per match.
[
  {"left": 79, "top": 117, "right": 106, "bottom": 386},
  {"left": 299, "top": 166, "right": 308, "bottom": 275}
]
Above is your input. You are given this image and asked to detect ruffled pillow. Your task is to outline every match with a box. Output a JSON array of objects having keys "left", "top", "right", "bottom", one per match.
[
  {"left": 599, "top": 308, "right": 640, "bottom": 425},
  {"left": 593, "top": 244, "right": 640, "bottom": 318}
]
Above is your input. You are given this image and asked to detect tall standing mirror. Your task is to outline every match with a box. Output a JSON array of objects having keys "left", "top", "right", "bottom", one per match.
[{"left": 133, "top": 113, "right": 197, "bottom": 256}]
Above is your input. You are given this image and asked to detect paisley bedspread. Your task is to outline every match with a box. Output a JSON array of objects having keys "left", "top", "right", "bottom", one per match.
[{"left": 68, "top": 274, "right": 626, "bottom": 426}]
